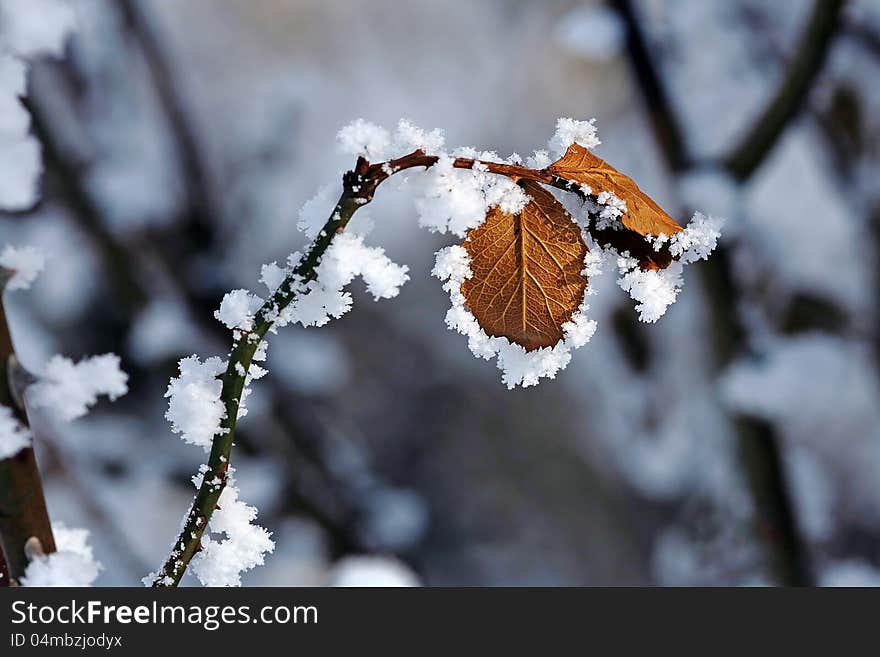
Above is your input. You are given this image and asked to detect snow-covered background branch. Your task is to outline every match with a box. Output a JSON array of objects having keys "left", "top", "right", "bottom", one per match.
[{"left": 2, "top": 0, "right": 880, "bottom": 586}]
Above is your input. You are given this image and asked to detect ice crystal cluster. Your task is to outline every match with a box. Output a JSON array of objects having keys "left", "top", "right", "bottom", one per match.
[
  {"left": 29, "top": 354, "right": 129, "bottom": 421},
  {"left": 615, "top": 212, "right": 724, "bottom": 323},
  {"left": 189, "top": 466, "right": 275, "bottom": 587},
  {"left": 20, "top": 525, "right": 102, "bottom": 587}
]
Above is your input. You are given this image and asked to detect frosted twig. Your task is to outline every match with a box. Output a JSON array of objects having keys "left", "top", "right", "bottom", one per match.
[
  {"left": 151, "top": 147, "right": 643, "bottom": 586},
  {"left": 152, "top": 159, "right": 381, "bottom": 586}
]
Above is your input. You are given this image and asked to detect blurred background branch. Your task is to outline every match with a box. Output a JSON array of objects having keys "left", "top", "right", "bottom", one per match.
[
  {"left": 0, "top": 289, "right": 55, "bottom": 582},
  {"left": 610, "top": 0, "right": 848, "bottom": 585}
]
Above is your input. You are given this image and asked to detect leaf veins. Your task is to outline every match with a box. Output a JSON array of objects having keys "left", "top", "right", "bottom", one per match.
[
  {"left": 549, "top": 144, "right": 683, "bottom": 269},
  {"left": 461, "top": 180, "right": 588, "bottom": 351}
]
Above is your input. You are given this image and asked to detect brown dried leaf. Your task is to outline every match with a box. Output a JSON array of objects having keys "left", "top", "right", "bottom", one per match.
[
  {"left": 461, "top": 181, "right": 587, "bottom": 351},
  {"left": 548, "top": 144, "right": 683, "bottom": 258}
]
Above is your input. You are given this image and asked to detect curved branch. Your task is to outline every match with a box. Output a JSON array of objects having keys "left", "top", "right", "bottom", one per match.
[
  {"left": 151, "top": 150, "right": 623, "bottom": 586},
  {"left": 723, "top": 0, "right": 846, "bottom": 181},
  {"left": 152, "top": 158, "right": 391, "bottom": 586}
]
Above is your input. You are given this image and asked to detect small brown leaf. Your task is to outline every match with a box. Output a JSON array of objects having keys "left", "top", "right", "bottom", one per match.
[
  {"left": 461, "top": 181, "right": 587, "bottom": 351},
  {"left": 548, "top": 144, "right": 682, "bottom": 268}
]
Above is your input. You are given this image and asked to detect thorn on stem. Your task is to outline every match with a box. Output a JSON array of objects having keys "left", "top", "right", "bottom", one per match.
[{"left": 23, "top": 537, "right": 45, "bottom": 562}]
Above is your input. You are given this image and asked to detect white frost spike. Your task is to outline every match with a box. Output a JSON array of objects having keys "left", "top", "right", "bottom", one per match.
[
  {"left": 393, "top": 119, "right": 445, "bottom": 155},
  {"left": 164, "top": 355, "right": 227, "bottom": 451},
  {"left": 237, "top": 341, "right": 269, "bottom": 421},
  {"left": 336, "top": 119, "right": 391, "bottom": 161},
  {"left": 414, "top": 154, "right": 530, "bottom": 237},
  {"left": 20, "top": 525, "right": 102, "bottom": 587},
  {"left": 0, "top": 245, "right": 46, "bottom": 290},
  {"left": 280, "top": 233, "right": 409, "bottom": 329},
  {"left": 526, "top": 149, "right": 552, "bottom": 169},
  {"left": 297, "top": 184, "right": 339, "bottom": 240},
  {"left": 617, "top": 213, "right": 723, "bottom": 323},
  {"left": 548, "top": 117, "right": 600, "bottom": 157},
  {"left": 0, "top": 405, "right": 30, "bottom": 459},
  {"left": 595, "top": 191, "right": 627, "bottom": 230},
  {"left": 259, "top": 261, "right": 287, "bottom": 294},
  {"left": 617, "top": 257, "right": 684, "bottom": 324},
  {"left": 669, "top": 212, "right": 724, "bottom": 263},
  {"left": 581, "top": 249, "right": 606, "bottom": 278},
  {"left": 336, "top": 117, "right": 445, "bottom": 161},
  {"left": 190, "top": 468, "right": 274, "bottom": 587},
  {"left": 214, "top": 289, "right": 264, "bottom": 331},
  {"left": 28, "top": 354, "right": 129, "bottom": 421},
  {"left": 432, "top": 245, "right": 597, "bottom": 389}
]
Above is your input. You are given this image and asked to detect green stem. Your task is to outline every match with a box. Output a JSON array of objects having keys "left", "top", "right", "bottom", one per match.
[{"left": 151, "top": 165, "right": 370, "bottom": 586}]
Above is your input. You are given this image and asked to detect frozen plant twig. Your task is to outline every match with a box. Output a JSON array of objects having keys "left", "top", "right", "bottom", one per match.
[
  {"left": 151, "top": 162, "right": 376, "bottom": 586},
  {"left": 152, "top": 119, "right": 721, "bottom": 585},
  {"left": 152, "top": 155, "right": 426, "bottom": 586}
]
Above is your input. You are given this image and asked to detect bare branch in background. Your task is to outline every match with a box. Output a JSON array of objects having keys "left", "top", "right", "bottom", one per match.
[
  {"left": 610, "top": 0, "right": 849, "bottom": 585},
  {"left": 117, "top": 0, "right": 223, "bottom": 237},
  {"left": 0, "top": 289, "right": 56, "bottom": 582},
  {"left": 609, "top": 0, "right": 692, "bottom": 172},
  {"left": 723, "top": 0, "right": 846, "bottom": 181}
]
